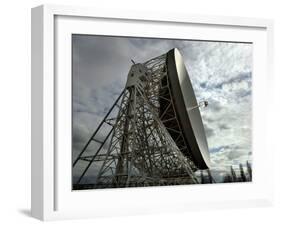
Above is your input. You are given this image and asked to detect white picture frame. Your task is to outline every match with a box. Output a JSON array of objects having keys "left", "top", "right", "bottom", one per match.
[{"left": 31, "top": 4, "right": 274, "bottom": 221}]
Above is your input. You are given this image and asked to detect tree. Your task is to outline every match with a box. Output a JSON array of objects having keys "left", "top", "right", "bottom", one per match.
[
  {"left": 230, "top": 166, "right": 237, "bottom": 182},
  {"left": 246, "top": 161, "right": 252, "bottom": 181},
  {"left": 239, "top": 164, "right": 247, "bottom": 182}
]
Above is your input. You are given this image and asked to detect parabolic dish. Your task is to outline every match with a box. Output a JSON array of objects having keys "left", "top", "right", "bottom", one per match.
[{"left": 161, "top": 48, "right": 211, "bottom": 169}]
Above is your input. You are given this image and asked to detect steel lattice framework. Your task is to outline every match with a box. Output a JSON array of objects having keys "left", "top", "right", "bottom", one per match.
[{"left": 73, "top": 52, "right": 200, "bottom": 189}]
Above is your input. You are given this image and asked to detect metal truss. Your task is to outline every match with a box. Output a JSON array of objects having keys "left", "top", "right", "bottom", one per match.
[{"left": 73, "top": 54, "right": 199, "bottom": 189}]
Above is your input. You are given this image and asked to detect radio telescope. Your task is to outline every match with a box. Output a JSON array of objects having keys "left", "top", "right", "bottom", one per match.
[{"left": 73, "top": 48, "right": 210, "bottom": 189}]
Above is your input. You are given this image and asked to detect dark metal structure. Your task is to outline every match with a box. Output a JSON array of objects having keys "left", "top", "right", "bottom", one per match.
[{"left": 73, "top": 48, "right": 210, "bottom": 189}]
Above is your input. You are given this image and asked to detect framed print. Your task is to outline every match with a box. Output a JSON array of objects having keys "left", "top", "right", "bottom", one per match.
[{"left": 31, "top": 4, "right": 274, "bottom": 221}]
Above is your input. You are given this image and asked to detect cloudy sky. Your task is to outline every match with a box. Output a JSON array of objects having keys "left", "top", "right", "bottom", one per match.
[{"left": 72, "top": 34, "right": 252, "bottom": 183}]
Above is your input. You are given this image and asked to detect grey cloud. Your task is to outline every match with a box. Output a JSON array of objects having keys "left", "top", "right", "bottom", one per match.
[
  {"left": 213, "top": 72, "right": 251, "bottom": 90},
  {"left": 210, "top": 144, "right": 240, "bottom": 153},
  {"left": 206, "top": 99, "right": 223, "bottom": 112},
  {"left": 226, "top": 149, "right": 245, "bottom": 161},
  {"left": 204, "top": 124, "right": 215, "bottom": 138},
  {"left": 218, "top": 124, "right": 229, "bottom": 130}
]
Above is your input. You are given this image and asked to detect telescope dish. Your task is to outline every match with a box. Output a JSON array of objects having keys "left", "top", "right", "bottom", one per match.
[{"left": 161, "top": 48, "right": 210, "bottom": 169}]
